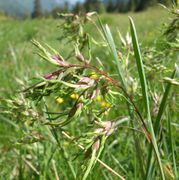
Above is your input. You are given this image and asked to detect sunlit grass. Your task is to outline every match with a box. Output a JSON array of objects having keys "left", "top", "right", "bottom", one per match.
[{"left": 0, "top": 7, "right": 178, "bottom": 179}]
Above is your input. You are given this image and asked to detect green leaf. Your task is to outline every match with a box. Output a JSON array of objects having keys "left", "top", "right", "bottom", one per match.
[
  {"left": 105, "top": 25, "right": 127, "bottom": 88},
  {"left": 129, "top": 17, "right": 165, "bottom": 180},
  {"left": 146, "top": 69, "right": 176, "bottom": 179},
  {"left": 97, "top": 14, "right": 146, "bottom": 179}
]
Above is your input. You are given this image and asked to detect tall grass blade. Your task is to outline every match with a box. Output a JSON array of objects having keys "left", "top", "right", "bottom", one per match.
[
  {"left": 167, "top": 111, "right": 178, "bottom": 179},
  {"left": 129, "top": 17, "right": 165, "bottom": 180},
  {"left": 97, "top": 17, "right": 145, "bottom": 179},
  {"left": 146, "top": 69, "right": 177, "bottom": 178},
  {"left": 82, "top": 150, "right": 97, "bottom": 180},
  {"left": 82, "top": 136, "right": 107, "bottom": 180},
  {"left": 154, "top": 70, "right": 176, "bottom": 135},
  {"left": 106, "top": 25, "right": 127, "bottom": 87},
  {"left": 98, "top": 22, "right": 127, "bottom": 88}
]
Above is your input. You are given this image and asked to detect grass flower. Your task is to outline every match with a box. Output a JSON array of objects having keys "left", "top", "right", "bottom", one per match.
[
  {"left": 101, "top": 101, "right": 111, "bottom": 108},
  {"left": 51, "top": 55, "right": 69, "bottom": 67},
  {"left": 104, "top": 110, "right": 109, "bottom": 115},
  {"left": 90, "top": 72, "right": 98, "bottom": 79},
  {"left": 56, "top": 97, "right": 64, "bottom": 104},
  {"left": 70, "top": 93, "right": 79, "bottom": 99},
  {"left": 96, "top": 95, "right": 102, "bottom": 102}
]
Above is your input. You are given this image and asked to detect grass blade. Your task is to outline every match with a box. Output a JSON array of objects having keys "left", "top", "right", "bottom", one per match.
[
  {"left": 129, "top": 17, "right": 150, "bottom": 118},
  {"left": 96, "top": 16, "right": 147, "bottom": 178},
  {"left": 146, "top": 69, "right": 176, "bottom": 178},
  {"left": 82, "top": 149, "right": 97, "bottom": 180},
  {"left": 129, "top": 17, "right": 165, "bottom": 180},
  {"left": 167, "top": 111, "right": 178, "bottom": 179},
  {"left": 104, "top": 25, "right": 126, "bottom": 86},
  {"left": 97, "top": 20, "right": 127, "bottom": 88},
  {"left": 154, "top": 70, "right": 176, "bottom": 135},
  {"left": 99, "top": 18, "right": 147, "bottom": 178}
]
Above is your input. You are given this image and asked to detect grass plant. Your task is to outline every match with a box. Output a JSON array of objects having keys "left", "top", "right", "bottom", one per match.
[{"left": 0, "top": 7, "right": 178, "bottom": 180}]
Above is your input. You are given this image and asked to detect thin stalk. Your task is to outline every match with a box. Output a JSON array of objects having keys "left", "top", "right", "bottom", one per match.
[
  {"left": 43, "top": 99, "right": 76, "bottom": 179},
  {"left": 14, "top": 150, "right": 40, "bottom": 176},
  {"left": 52, "top": 160, "right": 60, "bottom": 180},
  {"left": 61, "top": 131, "right": 125, "bottom": 180}
]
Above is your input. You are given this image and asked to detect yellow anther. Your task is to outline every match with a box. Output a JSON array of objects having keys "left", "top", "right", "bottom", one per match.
[
  {"left": 90, "top": 72, "right": 98, "bottom": 79},
  {"left": 101, "top": 101, "right": 106, "bottom": 107},
  {"left": 104, "top": 111, "right": 109, "bottom": 115},
  {"left": 105, "top": 102, "right": 111, "bottom": 107},
  {"left": 101, "top": 101, "right": 111, "bottom": 107},
  {"left": 91, "top": 74, "right": 98, "bottom": 79},
  {"left": 96, "top": 95, "right": 102, "bottom": 102},
  {"left": 70, "top": 93, "right": 79, "bottom": 99},
  {"left": 56, "top": 97, "right": 64, "bottom": 104}
]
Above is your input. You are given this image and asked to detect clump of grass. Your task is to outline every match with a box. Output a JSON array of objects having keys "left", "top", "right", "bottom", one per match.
[{"left": 1, "top": 6, "right": 178, "bottom": 180}]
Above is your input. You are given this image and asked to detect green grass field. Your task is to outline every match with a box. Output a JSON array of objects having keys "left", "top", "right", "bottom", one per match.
[
  {"left": 0, "top": 7, "right": 178, "bottom": 180},
  {"left": 0, "top": 7, "right": 169, "bottom": 92}
]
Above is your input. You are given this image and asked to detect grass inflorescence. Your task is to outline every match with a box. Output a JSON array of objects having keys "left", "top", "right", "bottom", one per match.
[{"left": 0, "top": 6, "right": 178, "bottom": 180}]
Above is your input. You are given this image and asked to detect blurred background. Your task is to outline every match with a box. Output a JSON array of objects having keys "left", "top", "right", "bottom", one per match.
[
  {"left": 0, "top": 0, "right": 175, "bottom": 19},
  {"left": 0, "top": 1, "right": 178, "bottom": 179}
]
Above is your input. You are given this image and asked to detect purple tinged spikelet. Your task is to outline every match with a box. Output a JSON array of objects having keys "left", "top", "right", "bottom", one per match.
[
  {"left": 51, "top": 55, "right": 69, "bottom": 67},
  {"left": 44, "top": 73, "right": 55, "bottom": 80},
  {"left": 78, "top": 76, "right": 95, "bottom": 86}
]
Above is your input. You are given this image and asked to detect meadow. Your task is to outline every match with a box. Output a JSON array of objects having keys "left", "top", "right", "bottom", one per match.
[{"left": 0, "top": 7, "right": 178, "bottom": 179}]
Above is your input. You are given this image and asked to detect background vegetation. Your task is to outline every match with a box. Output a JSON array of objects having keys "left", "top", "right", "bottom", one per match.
[{"left": 0, "top": 1, "right": 178, "bottom": 180}]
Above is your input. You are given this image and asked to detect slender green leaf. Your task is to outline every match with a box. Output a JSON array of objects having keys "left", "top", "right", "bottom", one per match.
[
  {"left": 167, "top": 111, "right": 178, "bottom": 179},
  {"left": 97, "top": 15, "right": 145, "bottom": 179},
  {"left": 104, "top": 25, "right": 126, "bottom": 86},
  {"left": 154, "top": 70, "right": 176, "bottom": 136},
  {"left": 129, "top": 17, "right": 165, "bottom": 180},
  {"left": 97, "top": 20, "right": 127, "bottom": 88},
  {"left": 146, "top": 69, "right": 176, "bottom": 179},
  {"left": 82, "top": 150, "right": 97, "bottom": 180}
]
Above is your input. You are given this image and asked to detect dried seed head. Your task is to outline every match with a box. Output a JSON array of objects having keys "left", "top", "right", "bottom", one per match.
[
  {"left": 88, "top": 90, "right": 97, "bottom": 100},
  {"left": 100, "top": 121, "right": 113, "bottom": 129},
  {"left": 31, "top": 131, "right": 44, "bottom": 141}
]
